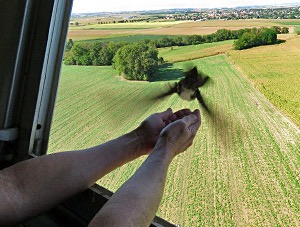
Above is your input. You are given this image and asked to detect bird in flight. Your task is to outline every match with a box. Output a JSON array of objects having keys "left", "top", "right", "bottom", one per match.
[{"left": 155, "top": 66, "right": 211, "bottom": 112}]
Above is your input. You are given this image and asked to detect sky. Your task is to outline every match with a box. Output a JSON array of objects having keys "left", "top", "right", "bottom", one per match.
[{"left": 72, "top": 0, "right": 300, "bottom": 13}]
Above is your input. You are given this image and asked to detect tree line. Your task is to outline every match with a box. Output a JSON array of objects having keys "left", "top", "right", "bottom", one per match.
[
  {"left": 64, "top": 28, "right": 244, "bottom": 66},
  {"left": 64, "top": 26, "right": 288, "bottom": 81},
  {"left": 64, "top": 41, "right": 125, "bottom": 66},
  {"left": 233, "top": 27, "right": 279, "bottom": 50}
]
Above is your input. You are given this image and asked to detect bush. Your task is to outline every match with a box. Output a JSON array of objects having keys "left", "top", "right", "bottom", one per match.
[
  {"left": 69, "top": 43, "right": 92, "bottom": 65},
  {"left": 63, "top": 51, "right": 76, "bottom": 65},
  {"left": 234, "top": 28, "right": 277, "bottom": 50}
]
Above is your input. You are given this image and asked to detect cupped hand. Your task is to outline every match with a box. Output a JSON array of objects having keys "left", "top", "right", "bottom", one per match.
[
  {"left": 155, "top": 109, "right": 201, "bottom": 157},
  {"left": 137, "top": 108, "right": 193, "bottom": 153}
]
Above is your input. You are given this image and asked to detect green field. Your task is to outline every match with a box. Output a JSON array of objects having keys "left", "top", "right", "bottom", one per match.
[
  {"left": 49, "top": 54, "right": 300, "bottom": 226},
  {"left": 159, "top": 40, "right": 234, "bottom": 62},
  {"left": 277, "top": 21, "right": 300, "bottom": 26},
  {"left": 77, "top": 34, "right": 183, "bottom": 44},
  {"left": 277, "top": 20, "right": 300, "bottom": 33},
  {"left": 228, "top": 35, "right": 300, "bottom": 127}
]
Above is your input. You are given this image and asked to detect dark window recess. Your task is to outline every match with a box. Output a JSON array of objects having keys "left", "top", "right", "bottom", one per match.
[{"left": 19, "top": 185, "right": 176, "bottom": 227}]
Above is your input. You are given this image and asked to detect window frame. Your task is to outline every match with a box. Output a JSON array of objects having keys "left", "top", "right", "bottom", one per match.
[{"left": 28, "top": 0, "right": 73, "bottom": 157}]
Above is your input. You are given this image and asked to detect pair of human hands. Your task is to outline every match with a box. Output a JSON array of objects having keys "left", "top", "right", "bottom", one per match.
[{"left": 137, "top": 108, "right": 201, "bottom": 158}]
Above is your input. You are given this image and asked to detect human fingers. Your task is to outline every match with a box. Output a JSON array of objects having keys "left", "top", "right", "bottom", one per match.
[
  {"left": 158, "top": 108, "right": 173, "bottom": 122},
  {"left": 193, "top": 109, "right": 201, "bottom": 121},
  {"left": 172, "top": 108, "right": 192, "bottom": 121},
  {"left": 182, "top": 113, "right": 198, "bottom": 126},
  {"left": 188, "top": 110, "right": 201, "bottom": 134},
  {"left": 191, "top": 109, "right": 201, "bottom": 123}
]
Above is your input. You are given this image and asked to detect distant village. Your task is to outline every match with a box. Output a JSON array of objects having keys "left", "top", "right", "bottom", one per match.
[
  {"left": 72, "top": 5, "right": 300, "bottom": 22},
  {"left": 163, "top": 7, "right": 300, "bottom": 21}
]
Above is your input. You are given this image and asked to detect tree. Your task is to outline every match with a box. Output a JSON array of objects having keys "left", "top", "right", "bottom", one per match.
[
  {"left": 281, "top": 27, "right": 289, "bottom": 34},
  {"left": 89, "top": 42, "right": 126, "bottom": 66},
  {"left": 113, "top": 43, "right": 159, "bottom": 81},
  {"left": 214, "top": 29, "right": 234, "bottom": 41},
  {"left": 271, "top": 26, "right": 281, "bottom": 34},
  {"left": 65, "top": 39, "right": 74, "bottom": 51},
  {"left": 70, "top": 43, "right": 92, "bottom": 65},
  {"left": 260, "top": 28, "right": 277, "bottom": 45},
  {"left": 234, "top": 31, "right": 259, "bottom": 50},
  {"left": 63, "top": 51, "right": 76, "bottom": 65},
  {"left": 156, "top": 37, "right": 175, "bottom": 48},
  {"left": 234, "top": 28, "right": 277, "bottom": 50},
  {"left": 89, "top": 42, "right": 102, "bottom": 66},
  {"left": 174, "top": 36, "right": 184, "bottom": 46}
]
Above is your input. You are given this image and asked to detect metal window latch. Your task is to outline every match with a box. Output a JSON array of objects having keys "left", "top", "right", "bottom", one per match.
[{"left": 0, "top": 128, "right": 19, "bottom": 142}]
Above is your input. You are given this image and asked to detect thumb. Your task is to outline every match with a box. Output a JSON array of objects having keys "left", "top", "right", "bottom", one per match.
[{"left": 159, "top": 108, "right": 173, "bottom": 121}]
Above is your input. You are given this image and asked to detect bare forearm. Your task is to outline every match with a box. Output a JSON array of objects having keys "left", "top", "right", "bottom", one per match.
[
  {"left": 0, "top": 130, "right": 145, "bottom": 225},
  {"left": 89, "top": 147, "right": 174, "bottom": 227}
]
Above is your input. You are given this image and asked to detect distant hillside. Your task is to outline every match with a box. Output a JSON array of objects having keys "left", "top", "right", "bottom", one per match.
[{"left": 71, "top": 4, "right": 300, "bottom": 18}]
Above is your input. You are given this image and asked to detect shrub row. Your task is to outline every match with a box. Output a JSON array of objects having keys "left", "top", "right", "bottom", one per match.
[{"left": 234, "top": 27, "right": 278, "bottom": 50}]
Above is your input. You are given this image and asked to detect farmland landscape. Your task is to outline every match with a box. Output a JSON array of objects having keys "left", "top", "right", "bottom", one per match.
[
  {"left": 68, "top": 19, "right": 300, "bottom": 41},
  {"left": 49, "top": 11, "right": 299, "bottom": 227}
]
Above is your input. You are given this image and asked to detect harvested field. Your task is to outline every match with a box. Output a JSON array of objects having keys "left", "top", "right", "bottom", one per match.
[{"left": 67, "top": 19, "right": 298, "bottom": 40}]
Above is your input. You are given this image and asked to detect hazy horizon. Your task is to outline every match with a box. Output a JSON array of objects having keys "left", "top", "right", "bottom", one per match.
[{"left": 72, "top": 0, "right": 300, "bottom": 13}]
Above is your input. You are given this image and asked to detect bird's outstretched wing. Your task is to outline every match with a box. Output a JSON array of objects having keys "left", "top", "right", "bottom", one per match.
[
  {"left": 195, "top": 89, "right": 210, "bottom": 113},
  {"left": 154, "top": 83, "right": 178, "bottom": 99},
  {"left": 197, "top": 73, "right": 210, "bottom": 87}
]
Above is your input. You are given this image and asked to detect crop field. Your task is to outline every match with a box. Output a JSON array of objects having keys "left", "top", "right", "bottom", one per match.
[
  {"left": 69, "top": 21, "right": 184, "bottom": 30},
  {"left": 159, "top": 40, "right": 234, "bottom": 62},
  {"left": 277, "top": 20, "right": 300, "bottom": 33},
  {"left": 49, "top": 53, "right": 300, "bottom": 226},
  {"left": 67, "top": 19, "right": 298, "bottom": 41},
  {"left": 228, "top": 35, "right": 300, "bottom": 127},
  {"left": 68, "top": 21, "right": 184, "bottom": 40},
  {"left": 77, "top": 34, "right": 183, "bottom": 44}
]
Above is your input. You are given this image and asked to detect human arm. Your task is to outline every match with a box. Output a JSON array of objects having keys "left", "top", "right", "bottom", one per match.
[
  {"left": 0, "top": 108, "right": 184, "bottom": 226},
  {"left": 88, "top": 109, "right": 201, "bottom": 227}
]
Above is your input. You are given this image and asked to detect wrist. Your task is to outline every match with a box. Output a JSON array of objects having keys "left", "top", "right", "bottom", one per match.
[
  {"left": 131, "top": 128, "right": 150, "bottom": 155},
  {"left": 150, "top": 145, "right": 174, "bottom": 166},
  {"left": 134, "top": 126, "right": 153, "bottom": 153},
  {"left": 152, "top": 138, "right": 176, "bottom": 161}
]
